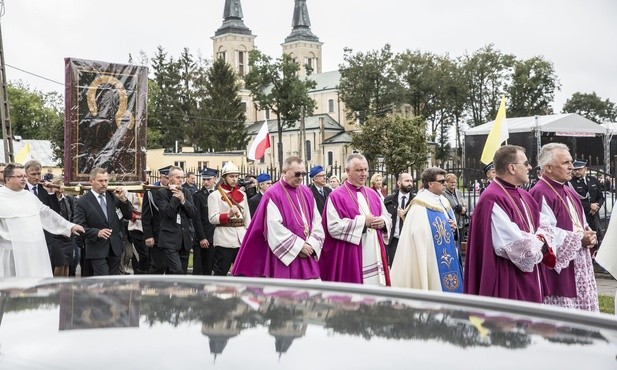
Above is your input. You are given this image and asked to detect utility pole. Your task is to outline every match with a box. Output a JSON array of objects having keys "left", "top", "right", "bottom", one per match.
[{"left": 0, "top": 1, "right": 14, "bottom": 163}]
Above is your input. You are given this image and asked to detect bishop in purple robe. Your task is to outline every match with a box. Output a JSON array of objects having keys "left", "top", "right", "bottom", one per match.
[
  {"left": 465, "top": 145, "right": 556, "bottom": 303},
  {"left": 529, "top": 143, "right": 598, "bottom": 312},
  {"left": 232, "top": 156, "right": 324, "bottom": 279},
  {"left": 319, "top": 154, "right": 391, "bottom": 286}
]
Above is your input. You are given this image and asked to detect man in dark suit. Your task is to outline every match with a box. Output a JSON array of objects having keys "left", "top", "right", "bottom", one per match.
[
  {"left": 192, "top": 168, "right": 218, "bottom": 275},
  {"left": 24, "top": 160, "right": 61, "bottom": 267},
  {"left": 383, "top": 173, "right": 415, "bottom": 267},
  {"left": 153, "top": 165, "right": 197, "bottom": 274},
  {"left": 74, "top": 168, "right": 133, "bottom": 276},
  {"left": 248, "top": 173, "right": 272, "bottom": 217},
  {"left": 182, "top": 171, "right": 199, "bottom": 196},
  {"left": 308, "top": 165, "right": 331, "bottom": 215},
  {"left": 570, "top": 160, "right": 605, "bottom": 247}
]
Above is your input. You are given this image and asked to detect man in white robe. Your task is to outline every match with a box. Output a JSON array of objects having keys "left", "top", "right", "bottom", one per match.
[
  {"left": 0, "top": 163, "right": 84, "bottom": 278},
  {"left": 391, "top": 167, "right": 463, "bottom": 292}
]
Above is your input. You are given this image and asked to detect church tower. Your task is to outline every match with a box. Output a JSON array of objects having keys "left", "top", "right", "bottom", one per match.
[
  {"left": 281, "top": 0, "right": 323, "bottom": 76},
  {"left": 212, "top": 0, "right": 255, "bottom": 78}
]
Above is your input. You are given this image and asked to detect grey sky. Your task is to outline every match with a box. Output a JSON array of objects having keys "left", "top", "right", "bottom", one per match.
[{"left": 2, "top": 0, "right": 616, "bottom": 113}]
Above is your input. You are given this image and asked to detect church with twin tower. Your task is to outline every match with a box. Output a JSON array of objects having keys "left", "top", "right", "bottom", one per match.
[{"left": 211, "top": 0, "right": 354, "bottom": 170}]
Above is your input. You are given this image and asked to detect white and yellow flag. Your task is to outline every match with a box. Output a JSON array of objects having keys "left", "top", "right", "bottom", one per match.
[
  {"left": 14, "top": 143, "right": 32, "bottom": 164},
  {"left": 480, "top": 96, "right": 509, "bottom": 165},
  {"left": 596, "top": 206, "right": 617, "bottom": 279}
]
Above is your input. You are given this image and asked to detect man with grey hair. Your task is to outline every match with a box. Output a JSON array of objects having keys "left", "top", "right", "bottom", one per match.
[
  {"left": 390, "top": 167, "right": 463, "bottom": 292},
  {"left": 529, "top": 143, "right": 599, "bottom": 311},
  {"left": 74, "top": 167, "right": 134, "bottom": 275},
  {"left": 319, "top": 153, "right": 392, "bottom": 286}
]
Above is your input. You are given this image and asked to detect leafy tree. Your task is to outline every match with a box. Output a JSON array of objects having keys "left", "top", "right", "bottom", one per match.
[
  {"left": 508, "top": 56, "right": 560, "bottom": 117},
  {"left": 197, "top": 57, "right": 247, "bottom": 151},
  {"left": 351, "top": 115, "right": 428, "bottom": 177},
  {"left": 7, "top": 82, "right": 64, "bottom": 163},
  {"left": 462, "top": 44, "right": 515, "bottom": 126},
  {"left": 244, "top": 50, "right": 316, "bottom": 170},
  {"left": 338, "top": 44, "right": 401, "bottom": 124},
  {"left": 562, "top": 92, "right": 617, "bottom": 123}
]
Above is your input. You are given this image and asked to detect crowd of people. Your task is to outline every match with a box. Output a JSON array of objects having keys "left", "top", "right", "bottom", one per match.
[{"left": 0, "top": 144, "right": 607, "bottom": 313}]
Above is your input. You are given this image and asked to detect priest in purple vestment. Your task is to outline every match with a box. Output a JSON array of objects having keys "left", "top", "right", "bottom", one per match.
[
  {"left": 529, "top": 143, "right": 599, "bottom": 312},
  {"left": 319, "top": 154, "right": 392, "bottom": 286},
  {"left": 465, "top": 145, "right": 556, "bottom": 303},
  {"left": 232, "top": 156, "right": 324, "bottom": 279}
]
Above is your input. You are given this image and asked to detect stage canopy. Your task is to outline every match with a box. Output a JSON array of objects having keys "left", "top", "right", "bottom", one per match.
[{"left": 465, "top": 113, "right": 606, "bottom": 137}]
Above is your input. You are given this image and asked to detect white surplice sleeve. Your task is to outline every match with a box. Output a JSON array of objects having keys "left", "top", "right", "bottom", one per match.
[
  {"left": 325, "top": 199, "right": 365, "bottom": 246},
  {"left": 491, "top": 203, "right": 544, "bottom": 272},
  {"left": 39, "top": 203, "right": 74, "bottom": 237},
  {"left": 538, "top": 196, "right": 583, "bottom": 272}
]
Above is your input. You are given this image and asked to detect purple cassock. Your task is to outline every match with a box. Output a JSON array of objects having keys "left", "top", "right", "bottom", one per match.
[
  {"left": 319, "top": 182, "right": 391, "bottom": 285},
  {"left": 464, "top": 178, "right": 544, "bottom": 302},
  {"left": 529, "top": 177, "right": 583, "bottom": 298},
  {"left": 232, "top": 180, "right": 321, "bottom": 279}
]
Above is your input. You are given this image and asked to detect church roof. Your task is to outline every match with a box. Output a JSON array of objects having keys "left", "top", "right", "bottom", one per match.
[
  {"left": 246, "top": 114, "right": 343, "bottom": 135},
  {"left": 322, "top": 131, "right": 353, "bottom": 145},
  {"left": 284, "top": 0, "right": 320, "bottom": 43},
  {"left": 215, "top": 0, "right": 252, "bottom": 36},
  {"left": 307, "top": 70, "right": 340, "bottom": 92}
]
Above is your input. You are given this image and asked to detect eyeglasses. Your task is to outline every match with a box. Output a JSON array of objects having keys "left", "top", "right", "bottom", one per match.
[
  {"left": 510, "top": 161, "right": 531, "bottom": 167},
  {"left": 294, "top": 172, "right": 308, "bottom": 177},
  {"left": 433, "top": 179, "right": 446, "bottom": 184},
  {"left": 7, "top": 175, "right": 27, "bottom": 179}
]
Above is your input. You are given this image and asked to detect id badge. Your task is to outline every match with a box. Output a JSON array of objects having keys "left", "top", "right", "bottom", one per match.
[{"left": 176, "top": 214, "right": 182, "bottom": 225}]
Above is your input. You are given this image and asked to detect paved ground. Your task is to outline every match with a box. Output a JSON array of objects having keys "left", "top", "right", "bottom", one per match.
[{"left": 596, "top": 272, "right": 617, "bottom": 296}]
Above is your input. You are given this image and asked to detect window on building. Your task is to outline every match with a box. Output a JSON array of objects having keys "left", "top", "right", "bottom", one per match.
[
  {"left": 328, "top": 99, "right": 335, "bottom": 113},
  {"left": 305, "top": 140, "right": 312, "bottom": 161},
  {"left": 217, "top": 51, "right": 226, "bottom": 62},
  {"left": 265, "top": 108, "right": 270, "bottom": 120},
  {"left": 197, "top": 161, "right": 209, "bottom": 171},
  {"left": 174, "top": 161, "right": 185, "bottom": 170},
  {"left": 327, "top": 151, "right": 333, "bottom": 166},
  {"left": 238, "top": 51, "right": 245, "bottom": 76}
]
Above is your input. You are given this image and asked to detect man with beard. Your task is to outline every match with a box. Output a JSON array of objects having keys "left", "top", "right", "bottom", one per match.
[
  {"left": 390, "top": 167, "right": 464, "bottom": 292},
  {"left": 319, "top": 154, "right": 391, "bottom": 286},
  {"left": 233, "top": 156, "right": 324, "bottom": 279},
  {"left": 208, "top": 163, "right": 251, "bottom": 276},
  {"left": 383, "top": 173, "right": 415, "bottom": 266}
]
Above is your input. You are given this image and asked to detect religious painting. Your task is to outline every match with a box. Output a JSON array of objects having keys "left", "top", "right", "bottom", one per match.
[
  {"left": 64, "top": 58, "right": 148, "bottom": 184},
  {"left": 59, "top": 289, "right": 141, "bottom": 330}
]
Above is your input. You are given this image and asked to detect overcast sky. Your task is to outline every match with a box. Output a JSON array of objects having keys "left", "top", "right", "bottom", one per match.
[{"left": 2, "top": 0, "right": 616, "bottom": 113}]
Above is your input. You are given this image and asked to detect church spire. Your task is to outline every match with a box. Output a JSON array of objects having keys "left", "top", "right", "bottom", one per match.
[
  {"left": 215, "top": 0, "right": 252, "bottom": 36},
  {"left": 285, "top": 0, "right": 319, "bottom": 43}
]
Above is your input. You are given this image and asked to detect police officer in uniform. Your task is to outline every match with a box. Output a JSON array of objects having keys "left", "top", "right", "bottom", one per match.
[{"left": 569, "top": 160, "right": 605, "bottom": 248}]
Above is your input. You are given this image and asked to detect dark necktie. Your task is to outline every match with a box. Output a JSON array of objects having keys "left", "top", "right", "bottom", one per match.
[
  {"left": 99, "top": 194, "right": 108, "bottom": 220},
  {"left": 319, "top": 188, "right": 324, "bottom": 197},
  {"left": 33, "top": 186, "right": 38, "bottom": 196},
  {"left": 399, "top": 195, "right": 407, "bottom": 233}
]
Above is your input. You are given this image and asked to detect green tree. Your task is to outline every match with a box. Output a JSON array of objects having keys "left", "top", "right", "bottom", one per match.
[
  {"left": 562, "top": 92, "right": 617, "bottom": 123},
  {"left": 7, "top": 82, "right": 64, "bottom": 163},
  {"left": 351, "top": 115, "right": 428, "bottom": 176},
  {"left": 462, "top": 44, "right": 515, "bottom": 126},
  {"left": 244, "top": 50, "right": 316, "bottom": 170},
  {"left": 197, "top": 57, "right": 247, "bottom": 151},
  {"left": 508, "top": 56, "right": 560, "bottom": 117},
  {"left": 149, "top": 46, "right": 183, "bottom": 150},
  {"left": 338, "top": 44, "right": 401, "bottom": 124}
]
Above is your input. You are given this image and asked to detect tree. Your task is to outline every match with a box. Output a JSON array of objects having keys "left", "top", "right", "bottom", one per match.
[
  {"left": 562, "top": 92, "right": 617, "bottom": 123},
  {"left": 462, "top": 44, "right": 515, "bottom": 126},
  {"left": 338, "top": 44, "right": 401, "bottom": 124},
  {"left": 8, "top": 82, "right": 64, "bottom": 163},
  {"left": 197, "top": 57, "right": 247, "bottom": 151},
  {"left": 244, "top": 50, "right": 316, "bottom": 170},
  {"left": 508, "top": 56, "right": 560, "bottom": 117},
  {"left": 351, "top": 115, "right": 428, "bottom": 177}
]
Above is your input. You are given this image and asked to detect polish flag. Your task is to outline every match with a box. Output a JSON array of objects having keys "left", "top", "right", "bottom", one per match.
[{"left": 248, "top": 120, "right": 271, "bottom": 161}]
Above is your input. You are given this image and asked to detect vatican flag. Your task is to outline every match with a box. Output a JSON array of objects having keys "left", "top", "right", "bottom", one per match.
[
  {"left": 480, "top": 96, "right": 509, "bottom": 165},
  {"left": 14, "top": 143, "right": 32, "bottom": 164}
]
